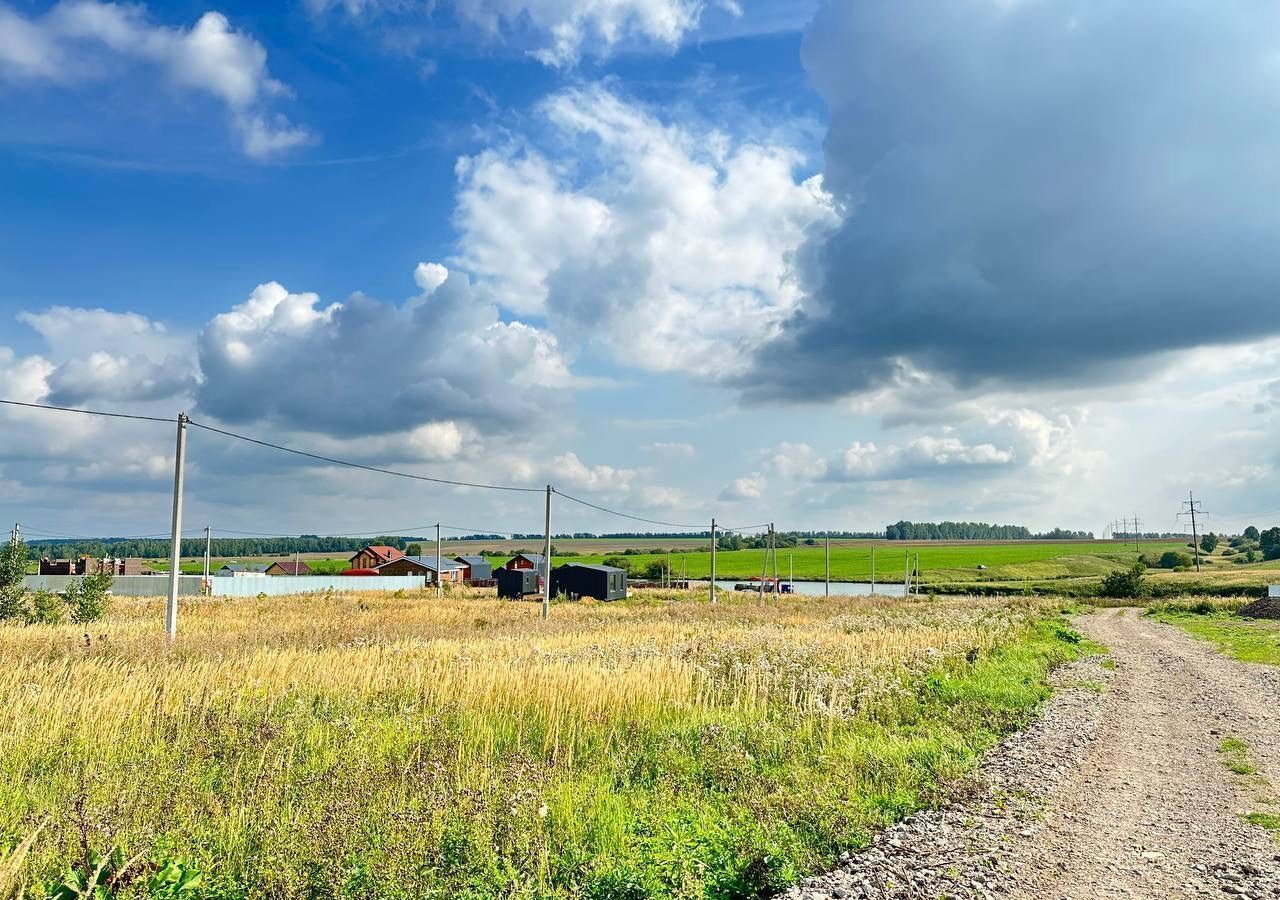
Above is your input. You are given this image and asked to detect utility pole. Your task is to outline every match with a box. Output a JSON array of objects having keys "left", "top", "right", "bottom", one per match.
[
  {"left": 771, "top": 525, "right": 779, "bottom": 599},
  {"left": 9, "top": 522, "right": 18, "bottom": 547},
  {"left": 709, "top": 518, "right": 717, "bottom": 604},
  {"left": 165, "top": 413, "right": 188, "bottom": 639},
  {"left": 904, "top": 548, "right": 910, "bottom": 596},
  {"left": 824, "top": 533, "right": 830, "bottom": 597},
  {"left": 1183, "top": 492, "right": 1203, "bottom": 572},
  {"left": 1133, "top": 514, "right": 1141, "bottom": 555},
  {"left": 758, "top": 526, "right": 770, "bottom": 601},
  {"left": 542, "top": 486, "right": 553, "bottom": 619},
  {"left": 203, "top": 526, "right": 211, "bottom": 595},
  {"left": 436, "top": 523, "right": 442, "bottom": 600},
  {"left": 870, "top": 544, "right": 875, "bottom": 595}
]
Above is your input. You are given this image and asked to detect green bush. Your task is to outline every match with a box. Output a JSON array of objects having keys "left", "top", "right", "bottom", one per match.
[
  {"left": 62, "top": 572, "right": 113, "bottom": 624},
  {"left": 1200, "top": 533, "right": 1219, "bottom": 554},
  {"left": 1099, "top": 563, "right": 1147, "bottom": 598},
  {"left": 1159, "top": 551, "right": 1194, "bottom": 569},
  {"left": 0, "top": 537, "right": 28, "bottom": 622},
  {"left": 29, "top": 589, "right": 64, "bottom": 625}
]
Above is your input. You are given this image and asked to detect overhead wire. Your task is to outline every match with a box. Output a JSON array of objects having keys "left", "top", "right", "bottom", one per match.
[
  {"left": 0, "top": 398, "right": 173, "bottom": 423},
  {"left": 185, "top": 418, "right": 543, "bottom": 494},
  {"left": 3, "top": 399, "right": 774, "bottom": 536},
  {"left": 551, "top": 488, "right": 708, "bottom": 530}
]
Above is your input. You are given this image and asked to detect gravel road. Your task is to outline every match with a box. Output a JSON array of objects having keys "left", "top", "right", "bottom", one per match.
[{"left": 782, "top": 607, "right": 1280, "bottom": 900}]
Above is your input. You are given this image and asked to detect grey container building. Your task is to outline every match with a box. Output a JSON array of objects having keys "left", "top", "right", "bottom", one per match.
[
  {"left": 550, "top": 563, "right": 627, "bottom": 601},
  {"left": 496, "top": 567, "right": 541, "bottom": 599}
]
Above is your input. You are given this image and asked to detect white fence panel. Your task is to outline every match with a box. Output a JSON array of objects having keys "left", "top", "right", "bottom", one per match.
[{"left": 208, "top": 575, "right": 427, "bottom": 597}]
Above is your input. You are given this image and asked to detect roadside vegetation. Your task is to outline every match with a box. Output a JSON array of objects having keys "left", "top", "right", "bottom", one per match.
[
  {"left": 0, "top": 590, "right": 1089, "bottom": 900},
  {"left": 1147, "top": 600, "right": 1280, "bottom": 666}
]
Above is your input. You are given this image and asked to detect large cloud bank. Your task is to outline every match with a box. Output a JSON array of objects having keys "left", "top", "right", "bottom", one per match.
[{"left": 741, "top": 0, "right": 1280, "bottom": 401}]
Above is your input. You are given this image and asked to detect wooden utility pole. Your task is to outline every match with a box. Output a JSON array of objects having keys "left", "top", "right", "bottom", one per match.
[
  {"left": 203, "top": 526, "right": 211, "bottom": 595},
  {"left": 436, "top": 523, "right": 443, "bottom": 600},
  {"left": 870, "top": 544, "right": 875, "bottom": 595}
]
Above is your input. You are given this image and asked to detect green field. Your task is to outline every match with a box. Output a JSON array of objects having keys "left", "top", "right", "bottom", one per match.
[
  {"left": 144, "top": 538, "right": 1278, "bottom": 597},
  {"left": 565, "top": 540, "right": 1183, "bottom": 584}
]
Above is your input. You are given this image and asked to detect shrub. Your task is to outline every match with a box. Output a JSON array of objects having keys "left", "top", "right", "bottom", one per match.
[
  {"left": 29, "top": 589, "right": 64, "bottom": 625},
  {"left": 1222, "top": 548, "right": 1235, "bottom": 557},
  {"left": 601, "top": 556, "right": 632, "bottom": 573},
  {"left": 1159, "top": 551, "right": 1194, "bottom": 569},
  {"left": 1099, "top": 563, "right": 1147, "bottom": 598},
  {"left": 1246, "top": 549, "right": 1259, "bottom": 563},
  {"left": 63, "top": 572, "right": 112, "bottom": 624},
  {"left": 1201, "top": 533, "right": 1219, "bottom": 554}
]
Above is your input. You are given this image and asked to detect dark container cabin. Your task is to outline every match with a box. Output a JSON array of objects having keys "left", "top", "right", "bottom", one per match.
[
  {"left": 496, "top": 567, "right": 541, "bottom": 599},
  {"left": 550, "top": 563, "right": 627, "bottom": 601}
]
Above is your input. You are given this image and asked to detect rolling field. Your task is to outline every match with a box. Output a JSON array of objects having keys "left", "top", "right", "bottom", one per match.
[
  {"left": 0, "top": 589, "right": 1087, "bottom": 900},
  {"left": 566, "top": 540, "right": 1188, "bottom": 584}
]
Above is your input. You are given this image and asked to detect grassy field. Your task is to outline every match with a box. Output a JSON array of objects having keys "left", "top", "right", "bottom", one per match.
[
  {"left": 567, "top": 540, "right": 1187, "bottom": 585},
  {"left": 141, "top": 538, "right": 1280, "bottom": 597},
  {"left": 1148, "top": 601, "right": 1280, "bottom": 665},
  {"left": 0, "top": 589, "right": 1089, "bottom": 900}
]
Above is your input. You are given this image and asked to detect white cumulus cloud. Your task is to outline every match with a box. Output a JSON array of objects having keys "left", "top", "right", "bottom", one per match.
[
  {"left": 0, "top": 1, "right": 310, "bottom": 157},
  {"left": 453, "top": 85, "right": 835, "bottom": 375}
]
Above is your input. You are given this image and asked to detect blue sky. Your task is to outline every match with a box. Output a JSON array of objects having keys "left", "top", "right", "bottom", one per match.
[{"left": 2, "top": 0, "right": 1279, "bottom": 540}]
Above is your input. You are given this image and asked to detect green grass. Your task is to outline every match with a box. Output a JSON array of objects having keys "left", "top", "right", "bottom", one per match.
[
  {"left": 1245, "top": 812, "right": 1280, "bottom": 831},
  {"left": 566, "top": 541, "right": 1183, "bottom": 585},
  {"left": 1220, "top": 737, "right": 1258, "bottom": 776},
  {"left": 1148, "top": 607, "right": 1280, "bottom": 666}
]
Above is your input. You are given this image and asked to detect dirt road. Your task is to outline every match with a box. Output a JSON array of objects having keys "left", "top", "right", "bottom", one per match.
[{"left": 784, "top": 608, "right": 1280, "bottom": 900}]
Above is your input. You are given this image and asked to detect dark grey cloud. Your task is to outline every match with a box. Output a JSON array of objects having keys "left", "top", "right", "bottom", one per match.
[
  {"left": 740, "top": 0, "right": 1280, "bottom": 401},
  {"left": 195, "top": 271, "right": 571, "bottom": 437}
]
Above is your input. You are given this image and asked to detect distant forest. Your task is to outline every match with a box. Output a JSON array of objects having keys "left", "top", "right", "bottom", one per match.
[{"left": 883, "top": 521, "right": 1094, "bottom": 541}]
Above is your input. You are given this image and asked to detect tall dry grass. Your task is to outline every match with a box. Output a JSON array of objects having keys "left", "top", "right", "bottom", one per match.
[{"left": 0, "top": 589, "right": 1077, "bottom": 899}]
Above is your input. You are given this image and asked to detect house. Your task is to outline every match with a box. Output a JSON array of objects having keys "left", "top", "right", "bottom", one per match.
[
  {"left": 496, "top": 567, "right": 541, "bottom": 599},
  {"left": 217, "top": 564, "right": 268, "bottom": 577},
  {"left": 265, "top": 560, "right": 312, "bottom": 576},
  {"left": 503, "top": 552, "right": 546, "bottom": 572},
  {"left": 453, "top": 555, "right": 493, "bottom": 582},
  {"left": 375, "top": 555, "right": 466, "bottom": 584},
  {"left": 39, "top": 557, "right": 149, "bottom": 576},
  {"left": 348, "top": 545, "right": 405, "bottom": 570},
  {"left": 550, "top": 563, "right": 627, "bottom": 601}
]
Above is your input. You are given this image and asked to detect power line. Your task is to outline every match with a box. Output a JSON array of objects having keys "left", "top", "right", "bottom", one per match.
[
  {"left": 551, "top": 488, "right": 707, "bottom": 530},
  {"left": 185, "top": 419, "right": 541, "bottom": 494},
  {"left": 0, "top": 398, "right": 172, "bottom": 423}
]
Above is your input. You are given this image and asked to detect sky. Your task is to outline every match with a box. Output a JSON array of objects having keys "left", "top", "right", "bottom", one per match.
[{"left": 1, "top": 0, "right": 1278, "bottom": 542}]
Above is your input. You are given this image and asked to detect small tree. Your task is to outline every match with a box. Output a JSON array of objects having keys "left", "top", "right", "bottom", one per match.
[
  {"left": 1261, "top": 527, "right": 1280, "bottom": 561},
  {"left": 1200, "top": 532, "right": 1219, "bottom": 554},
  {"left": 29, "top": 589, "right": 64, "bottom": 625},
  {"left": 406, "top": 543, "right": 423, "bottom": 557},
  {"left": 0, "top": 537, "right": 29, "bottom": 622},
  {"left": 1099, "top": 563, "right": 1147, "bottom": 599},
  {"left": 63, "top": 572, "right": 112, "bottom": 624}
]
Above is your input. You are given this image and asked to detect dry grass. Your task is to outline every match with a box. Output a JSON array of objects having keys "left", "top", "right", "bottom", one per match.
[{"left": 0, "top": 588, "right": 1082, "bottom": 899}]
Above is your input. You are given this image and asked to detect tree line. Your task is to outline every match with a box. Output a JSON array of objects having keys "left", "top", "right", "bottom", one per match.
[{"left": 883, "top": 521, "right": 1094, "bottom": 541}]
